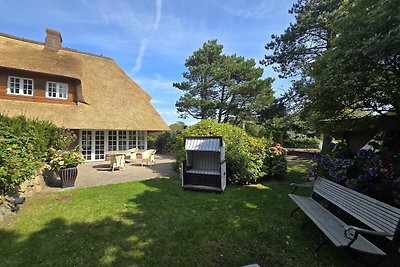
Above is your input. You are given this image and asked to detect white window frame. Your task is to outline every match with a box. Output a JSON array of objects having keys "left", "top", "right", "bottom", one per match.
[
  {"left": 46, "top": 81, "right": 68, "bottom": 100},
  {"left": 7, "top": 76, "right": 34, "bottom": 96},
  {"left": 79, "top": 130, "right": 148, "bottom": 161}
]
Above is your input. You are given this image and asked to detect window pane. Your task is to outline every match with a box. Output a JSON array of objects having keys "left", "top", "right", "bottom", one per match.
[
  {"left": 108, "top": 131, "right": 117, "bottom": 151},
  {"left": 128, "top": 131, "right": 137, "bottom": 149},
  {"left": 137, "top": 131, "right": 145, "bottom": 150},
  {"left": 15, "top": 78, "right": 20, "bottom": 94},
  {"left": 118, "top": 131, "right": 127, "bottom": 150}
]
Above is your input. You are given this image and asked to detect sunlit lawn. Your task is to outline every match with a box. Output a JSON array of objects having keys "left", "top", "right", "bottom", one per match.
[{"left": 0, "top": 160, "right": 397, "bottom": 266}]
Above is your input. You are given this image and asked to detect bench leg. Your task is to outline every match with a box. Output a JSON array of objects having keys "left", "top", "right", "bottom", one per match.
[
  {"left": 290, "top": 207, "right": 301, "bottom": 217},
  {"left": 315, "top": 238, "right": 329, "bottom": 252}
]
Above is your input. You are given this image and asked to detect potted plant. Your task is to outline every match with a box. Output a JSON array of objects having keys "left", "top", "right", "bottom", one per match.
[{"left": 49, "top": 148, "right": 84, "bottom": 188}]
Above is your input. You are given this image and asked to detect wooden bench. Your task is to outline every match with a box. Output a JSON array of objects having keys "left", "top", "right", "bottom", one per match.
[{"left": 289, "top": 177, "right": 400, "bottom": 262}]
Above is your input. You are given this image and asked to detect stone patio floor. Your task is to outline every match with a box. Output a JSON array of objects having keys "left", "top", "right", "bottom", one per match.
[{"left": 43, "top": 154, "right": 178, "bottom": 192}]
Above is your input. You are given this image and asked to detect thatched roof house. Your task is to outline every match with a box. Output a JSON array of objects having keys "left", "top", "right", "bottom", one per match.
[{"left": 0, "top": 29, "right": 169, "bottom": 161}]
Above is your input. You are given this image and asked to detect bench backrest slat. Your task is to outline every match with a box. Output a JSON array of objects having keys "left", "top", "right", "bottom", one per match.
[
  {"left": 191, "top": 151, "right": 220, "bottom": 171},
  {"left": 314, "top": 178, "right": 400, "bottom": 240}
]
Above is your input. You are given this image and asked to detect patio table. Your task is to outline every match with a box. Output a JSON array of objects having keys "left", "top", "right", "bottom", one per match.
[{"left": 106, "top": 152, "right": 126, "bottom": 171}]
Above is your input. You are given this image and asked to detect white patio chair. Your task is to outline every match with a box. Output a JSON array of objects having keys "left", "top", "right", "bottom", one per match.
[{"left": 140, "top": 149, "right": 157, "bottom": 166}]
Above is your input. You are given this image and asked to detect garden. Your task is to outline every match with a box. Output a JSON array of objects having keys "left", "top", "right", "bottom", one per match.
[
  {"left": 1, "top": 0, "right": 400, "bottom": 265},
  {"left": 2, "top": 161, "right": 396, "bottom": 267},
  {"left": 1, "top": 114, "right": 400, "bottom": 266}
]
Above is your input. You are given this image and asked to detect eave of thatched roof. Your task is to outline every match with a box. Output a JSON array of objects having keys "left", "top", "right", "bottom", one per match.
[{"left": 0, "top": 33, "right": 169, "bottom": 131}]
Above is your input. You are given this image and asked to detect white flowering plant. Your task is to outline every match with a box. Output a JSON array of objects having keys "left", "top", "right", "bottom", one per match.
[{"left": 48, "top": 147, "right": 84, "bottom": 171}]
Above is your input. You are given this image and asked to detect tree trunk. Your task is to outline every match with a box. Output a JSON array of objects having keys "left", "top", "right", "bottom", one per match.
[{"left": 321, "top": 134, "right": 333, "bottom": 153}]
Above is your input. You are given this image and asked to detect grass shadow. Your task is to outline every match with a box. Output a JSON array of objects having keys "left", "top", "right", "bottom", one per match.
[{"left": 1, "top": 168, "right": 398, "bottom": 266}]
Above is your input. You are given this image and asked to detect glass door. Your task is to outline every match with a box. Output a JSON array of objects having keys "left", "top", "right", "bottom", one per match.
[
  {"left": 81, "top": 130, "right": 92, "bottom": 161},
  {"left": 94, "top": 131, "right": 105, "bottom": 160}
]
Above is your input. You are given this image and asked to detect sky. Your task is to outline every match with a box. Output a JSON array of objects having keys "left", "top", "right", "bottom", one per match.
[{"left": 0, "top": 0, "right": 296, "bottom": 125}]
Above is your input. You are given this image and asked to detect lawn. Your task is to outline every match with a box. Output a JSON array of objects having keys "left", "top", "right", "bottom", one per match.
[{"left": 0, "top": 161, "right": 397, "bottom": 266}]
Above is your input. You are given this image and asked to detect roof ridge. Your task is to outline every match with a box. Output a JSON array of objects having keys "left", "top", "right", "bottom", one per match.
[{"left": 0, "top": 32, "right": 114, "bottom": 61}]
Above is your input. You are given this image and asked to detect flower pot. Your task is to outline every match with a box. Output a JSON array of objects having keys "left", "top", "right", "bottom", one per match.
[{"left": 58, "top": 167, "right": 78, "bottom": 188}]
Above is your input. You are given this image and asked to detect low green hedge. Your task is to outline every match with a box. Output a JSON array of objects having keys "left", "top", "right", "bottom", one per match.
[
  {"left": 284, "top": 137, "right": 320, "bottom": 149},
  {"left": 175, "top": 120, "right": 271, "bottom": 184},
  {"left": 0, "top": 115, "right": 67, "bottom": 193}
]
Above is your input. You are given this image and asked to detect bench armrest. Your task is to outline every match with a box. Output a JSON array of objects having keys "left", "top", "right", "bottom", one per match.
[
  {"left": 290, "top": 181, "right": 315, "bottom": 194},
  {"left": 344, "top": 225, "right": 393, "bottom": 247},
  {"left": 345, "top": 225, "right": 393, "bottom": 238}
]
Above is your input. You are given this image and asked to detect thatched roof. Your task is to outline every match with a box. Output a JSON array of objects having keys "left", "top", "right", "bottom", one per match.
[{"left": 0, "top": 32, "right": 169, "bottom": 131}]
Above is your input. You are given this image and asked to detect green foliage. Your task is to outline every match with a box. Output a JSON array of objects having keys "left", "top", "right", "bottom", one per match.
[
  {"left": 0, "top": 115, "right": 76, "bottom": 193},
  {"left": 264, "top": 0, "right": 400, "bottom": 124},
  {"left": 151, "top": 122, "right": 186, "bottom": 154},
  {"left": 260, "top": 114, "right": 320, "bottom": 147},
  {"left": 261, "top": 0, "right": 341, "bottom": 115},
  {"left": 261, "top": 0, "right": 340, "bottom": 79},
  {"left": 285, "top": 137, "right": 320, "bottom": 149},
  {"left": 175, "top": 39, "right": 274, "bottom": 125},
  {"left": 147, "top": 134, "right": 157, "bottom": 149},
  {"left": 263, "top": 143, "right": 288, "bottom": 178},
  {"left": 175, "top": 120, "right": 270, "bottom": 184},
  {"left": 0, "top": 115, "right": 58, "bottom": 193},
  {"left": 309, "top": 0, "right": 400, "bottom": 121},
  {"left": 154, "top": 132, "right": 177, "bottom": 154}
]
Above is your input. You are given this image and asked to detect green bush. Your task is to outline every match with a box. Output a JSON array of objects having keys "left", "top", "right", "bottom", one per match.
[
  {"left": 284, "top": 136, "right": 320, "bottom": 149},
  {"left": 0, "top": 115, "right": 68, "bottom": 193},
  {"left": 154, "top": 132, "right": 177, "bottom": 154},
  {"left": 175, "top": 120, "right": 270, "bottom": 184}
]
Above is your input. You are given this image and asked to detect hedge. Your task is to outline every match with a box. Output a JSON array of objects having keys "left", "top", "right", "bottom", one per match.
[{"left": 0, "top": 115, "right": 62, "bottom": 193}]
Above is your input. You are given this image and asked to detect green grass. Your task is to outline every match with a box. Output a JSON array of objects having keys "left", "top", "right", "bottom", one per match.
[{"left": 0, "top": 161, "right": 397, "bottom": 266}]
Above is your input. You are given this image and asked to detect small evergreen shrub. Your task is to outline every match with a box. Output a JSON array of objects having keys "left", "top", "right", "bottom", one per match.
[{"left": 175, "top": 120, "right": 270, "bottom": 184}]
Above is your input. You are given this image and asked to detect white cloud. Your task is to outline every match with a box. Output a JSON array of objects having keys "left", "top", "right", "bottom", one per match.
[
  {"left": 154, "top": 0, "right": 162, "bottom": 30},
  {"left": 217, "top": 1, "right": 276, "bottom": 19},
  {"left": 132, "top": 38, "right": 148, "bottom": 74}
]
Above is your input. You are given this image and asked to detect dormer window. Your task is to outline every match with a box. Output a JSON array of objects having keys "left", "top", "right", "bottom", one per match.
[
  {"left": 46, "top": 81, "right": 68, "bottom": 99},
  {"left": 7, "top": 76, "right": 34, "bottom": 96}
]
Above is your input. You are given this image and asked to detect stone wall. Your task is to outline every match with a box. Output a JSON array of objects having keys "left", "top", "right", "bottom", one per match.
[{"left": 0, "top": 169, "right": 46, "bottom": 221}]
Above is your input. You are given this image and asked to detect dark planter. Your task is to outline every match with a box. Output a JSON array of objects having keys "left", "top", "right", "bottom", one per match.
[{"left": 58, "top": 167, "right": 78, "bottom": 188}]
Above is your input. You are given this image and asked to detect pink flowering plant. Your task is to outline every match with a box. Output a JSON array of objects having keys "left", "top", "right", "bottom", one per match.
[
  {"left": 263, "top": 143, "right": 288, "bottom": 178},
  {"left": 48, "top": 147, "right": 84, "bottom": 171}
]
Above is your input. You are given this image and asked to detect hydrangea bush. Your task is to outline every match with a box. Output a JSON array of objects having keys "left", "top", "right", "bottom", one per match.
[
  {"left": 263, "top": 143, "right": 288, "bottom": 178},
  {"left": 48, "top": 148, "right": 85, "bottom": 171},
  {"left": 309, "top": 142, "right": 381, "bottom": 194}
]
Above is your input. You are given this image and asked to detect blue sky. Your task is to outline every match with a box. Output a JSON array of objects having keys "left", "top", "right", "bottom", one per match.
[{"left": 0, "top": 0, "right": 295, "bottom": 125}]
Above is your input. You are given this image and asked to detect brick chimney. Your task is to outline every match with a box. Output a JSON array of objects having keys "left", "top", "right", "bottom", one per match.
[{"left": 44, "top": 28, "right": 62, "bottom": 51}]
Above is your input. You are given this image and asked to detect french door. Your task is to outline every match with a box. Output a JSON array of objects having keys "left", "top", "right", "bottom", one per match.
[{"left": 79, "top": 130, "right": 147, "bottom": 161}]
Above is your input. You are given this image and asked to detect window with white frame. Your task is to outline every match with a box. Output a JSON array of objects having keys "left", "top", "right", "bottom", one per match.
[
  {"left": 137, "top": 131, "right": 146, "bottom": 150},
  {"left": 46, "top": 81, "right": 68, "bottom": 99},
  {"left": 128, "top": 131, "right": 136, "bottom": 149},
  {"left": 7, "top": 76, "right": 34, "bottom": 96}
]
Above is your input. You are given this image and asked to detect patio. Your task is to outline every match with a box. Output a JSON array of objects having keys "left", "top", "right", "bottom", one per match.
[{"left": 43, "top": 154, "right": 178, "bottom": 192}]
